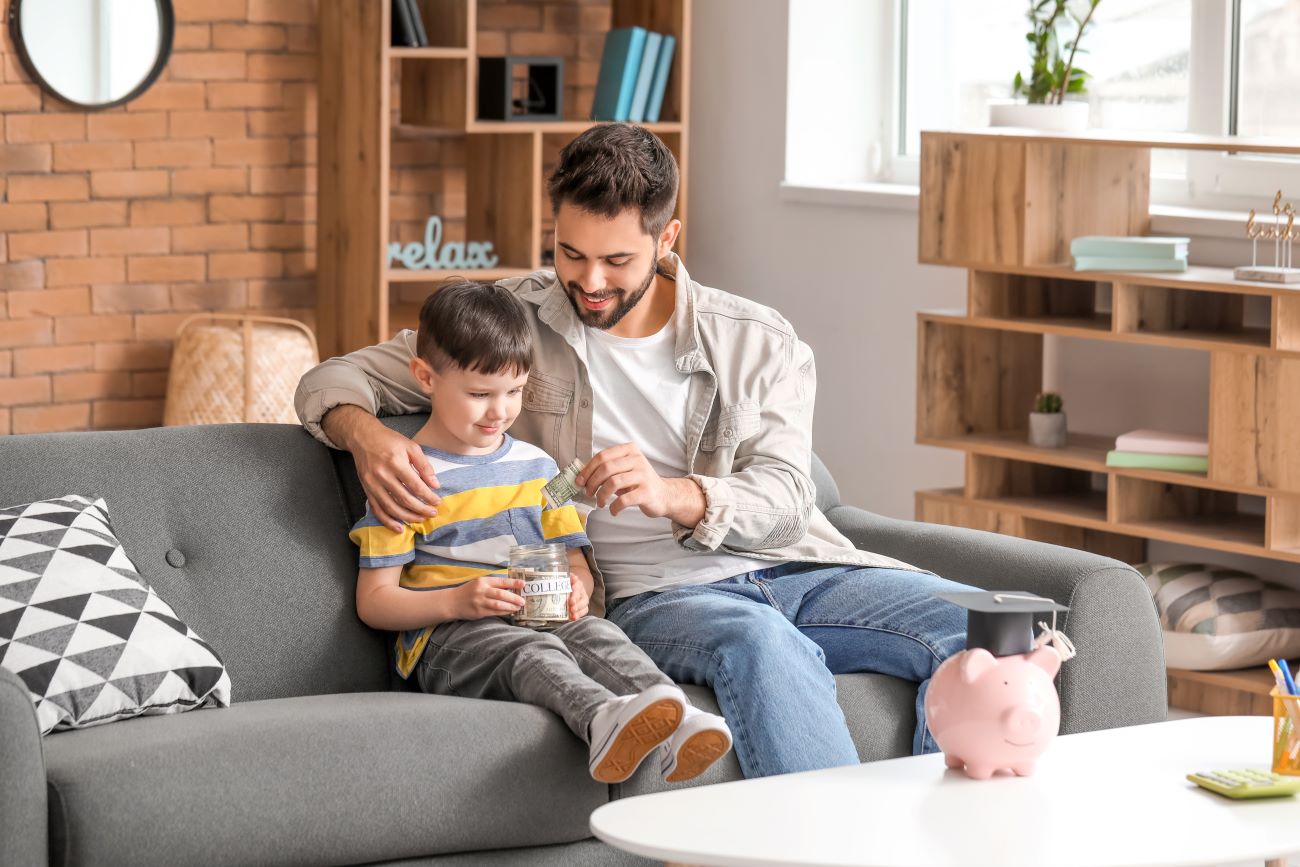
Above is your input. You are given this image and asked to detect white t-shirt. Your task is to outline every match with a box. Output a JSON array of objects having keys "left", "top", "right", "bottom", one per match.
[{"left": 581, "top": 319, "right": 762, "bottom": 599}]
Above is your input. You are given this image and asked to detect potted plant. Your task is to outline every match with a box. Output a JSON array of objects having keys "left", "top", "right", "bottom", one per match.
[
  {"left": 1029, "top": 392, "right": 1068, "bottom": 448},
  {"left": 990, "top": 0, "right": 1100, "bottom": 131}
]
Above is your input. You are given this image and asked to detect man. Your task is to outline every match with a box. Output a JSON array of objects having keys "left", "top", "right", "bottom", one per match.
[{"left": 296, "top": 123, "right": 971, "bottom": 778}]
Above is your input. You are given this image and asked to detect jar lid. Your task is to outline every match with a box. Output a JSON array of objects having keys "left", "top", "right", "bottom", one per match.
[{"left": 509, "top": 542, "right": 565, "bottom": 557}]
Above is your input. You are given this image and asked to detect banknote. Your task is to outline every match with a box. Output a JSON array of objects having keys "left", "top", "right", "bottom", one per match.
[{"left": 542, "top": 458, "right": 585, "bottom": 509}]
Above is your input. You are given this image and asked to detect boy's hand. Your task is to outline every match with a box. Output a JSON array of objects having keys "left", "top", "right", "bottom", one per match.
[
  {"left": 354, "top": 423, "right": 441, "bottom": 531},
  {"left": 568, "top": 580, "right": 590, "bottom": 620},
  {"left": 452, "top": 576, "right": 525, "bottom": 620}
]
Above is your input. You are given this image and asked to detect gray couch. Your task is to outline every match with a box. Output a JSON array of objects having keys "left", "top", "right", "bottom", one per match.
[{"left": 0, "top": 417, "right": 1167, "bottom": 867}]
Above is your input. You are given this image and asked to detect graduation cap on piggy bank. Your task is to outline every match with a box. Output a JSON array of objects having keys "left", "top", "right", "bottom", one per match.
[{"left": 923, "top": 590, "right": 1072, "bottom": 779}]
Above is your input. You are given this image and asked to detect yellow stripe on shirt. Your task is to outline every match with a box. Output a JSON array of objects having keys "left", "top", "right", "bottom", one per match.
[
  {"left": 349, "top": 523, "right": 415, "bottom": 558},
  {"left": 402, "top": 563, "right": 504, "bottom": 589},
  {"left": 541, "top": 504, "right": 585, "bottom": 541},
  {"left": 408, "top": 479, "right": 547, "bottom": 535}
]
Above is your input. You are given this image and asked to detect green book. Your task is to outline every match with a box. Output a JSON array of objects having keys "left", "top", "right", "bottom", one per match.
[
  {"left": 1105, "top": 450, "right": 1208, "bottom": 472},
  {"left": 1070, "top": 235, "right": 1190, "bottom": 258},
  {"left": 1073, "top": 256, "right": 1188, "bottom": 272}
]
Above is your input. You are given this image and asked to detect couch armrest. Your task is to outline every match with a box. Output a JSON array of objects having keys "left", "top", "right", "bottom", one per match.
[
  {"left": 0, "top": 667, "right": 47, "bottom": 867},
  {"left": 825, "top": 505, "right": 1167, "bottom": 734}
]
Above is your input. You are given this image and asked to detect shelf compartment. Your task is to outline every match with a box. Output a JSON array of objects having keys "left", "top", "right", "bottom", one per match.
[
  {"left": 915, "top": 488, "right": 1143, "bottom": 562},
  {"left": 400, "top": 57, "right": 470, "bottom": 128},
  {"left": 1268, "top": 495, "right": 1300, "bottom": 553},
  {"left": 916, "top": 319, "right": 1042, "bottom": 440},
  {"left": 415, "top": 0, "right": 472, "bottom": 49},
  {"left": 965, "top": 454, "right": 1108, "bottom": 524},
  {"left": 1113, "top": 282, "right": 1268, "bottom": 349},
  {"left": 969, "top": 271, "right": 1111, "bottom": 331},
  {"left": 1275, "top": 295, "right": 1300, "bottom": 352},
  {"left": 1208, "top": 352, "right": 1300, "bottom": 490},
  {"left": 1112, "top": 475, "right": 1265, "bottom": 551},
  {"left": 918, "top": 135, "right": 1149, "bottom": 268}
]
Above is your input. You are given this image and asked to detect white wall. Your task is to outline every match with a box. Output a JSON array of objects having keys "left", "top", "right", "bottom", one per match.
[
  {"left": 684, "top": 0, "right": 963, "bottom": 522},
  {"left": 683, "top": 0, "right": 1300, "bottom": 588}
]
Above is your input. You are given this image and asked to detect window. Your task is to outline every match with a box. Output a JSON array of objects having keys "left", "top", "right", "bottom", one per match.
[{"left": 789, "top": 0, "right": 1300, "bottom": 209}]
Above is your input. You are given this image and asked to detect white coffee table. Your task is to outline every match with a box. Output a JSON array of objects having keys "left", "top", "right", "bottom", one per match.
[{"left": 591, "top": 716, "right": 1299, "bottom": 867}]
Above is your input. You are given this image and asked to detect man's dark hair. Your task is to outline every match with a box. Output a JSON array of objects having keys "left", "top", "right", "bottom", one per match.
[
  {"left": 415, "top": 280, "right": 532, "bottom": 375},
  {"left": 547, "top": 123, "right": 679, "bottom": 237}
]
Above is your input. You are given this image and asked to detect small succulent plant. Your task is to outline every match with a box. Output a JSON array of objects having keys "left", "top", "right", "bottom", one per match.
[{"left": 1034, "top": 392, "right": 1064, "bottom": 414}]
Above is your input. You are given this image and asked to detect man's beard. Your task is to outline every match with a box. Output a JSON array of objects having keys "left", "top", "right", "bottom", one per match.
[{"left": 565, "top": 260, "right": 657, "bottom": 330}]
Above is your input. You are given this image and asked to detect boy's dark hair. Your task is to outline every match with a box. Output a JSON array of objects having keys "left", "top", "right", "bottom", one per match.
[
  {"left": 416, "top": 280, "right": 533, "bottom": 375},
  {"left": 547, "top": 123, "right": 679, "bottom": 238}
]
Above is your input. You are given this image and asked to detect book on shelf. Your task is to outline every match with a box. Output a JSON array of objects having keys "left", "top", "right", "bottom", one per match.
[
  {"left": 1105, "top": 450, "right": 1208, "bottom": 472},
  {"left": 406, "top": 0, "right": 429, "bottom": 48},
  {"left": 1073, "top": 255, "right": 1188, "bottom": 272},
  {"left": 645, "top": 34, "right": 676, "bottom": 123},
  {"left": 1114, "top": 428, "right": 1209, "bottom": 457},
  {"left": 627, "top": 31, "right": 663, "bottom": 123},
  {"left": 391, "top": 0, "right": 418, "bottom": 47},
  {"left": 1070, "top": 236, "right": 1191, "bottom": 259},
  {"left": 592, "top": 27, "right": 647, "bottom": 122}
]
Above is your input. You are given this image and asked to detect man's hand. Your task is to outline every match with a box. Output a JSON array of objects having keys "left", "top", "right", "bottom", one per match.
[
  {"left": 328, "top": 406, "right": 441, "bottom": 531},
  {"left": 576, "top": 443, "right": 705, "bottom": 526},
  {"left": 568, "top": 579, "right": 590, "bottom": 620},
  {"left": 452, "top": 576, "right": 525, "bottom": 620}
]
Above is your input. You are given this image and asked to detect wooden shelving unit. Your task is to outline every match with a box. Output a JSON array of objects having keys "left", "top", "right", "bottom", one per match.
[
  {"left": 914, "top": 129, "right": 1300, "bottom": 714},
  {"left": 318, "top": 0, "right": 691, "bottom": 358}
]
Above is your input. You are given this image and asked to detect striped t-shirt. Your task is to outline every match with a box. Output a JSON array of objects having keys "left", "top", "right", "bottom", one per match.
[{"left": 349, "top": 435, "right": 589, "bottom": 678}]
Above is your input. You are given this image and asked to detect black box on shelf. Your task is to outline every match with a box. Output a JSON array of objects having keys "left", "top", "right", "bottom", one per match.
[{"left": 478, "top": 56, "right": 563, "bottom": 122}]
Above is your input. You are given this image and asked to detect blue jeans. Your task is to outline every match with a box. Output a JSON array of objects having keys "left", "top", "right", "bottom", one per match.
[{"left": 605, "top": 562, "right": 972, "bottom": 778}]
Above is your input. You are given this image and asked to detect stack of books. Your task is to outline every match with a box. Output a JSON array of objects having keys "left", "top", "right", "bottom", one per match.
[
  {"left": 591, "top": 27, "right": 676, "bottom": 123},
  {"left": 1105, "top": 429, "right": 1208, "bottom": 473},
  {"left": 1071, "top": 236, "right": 1190, "bottom": 272}
]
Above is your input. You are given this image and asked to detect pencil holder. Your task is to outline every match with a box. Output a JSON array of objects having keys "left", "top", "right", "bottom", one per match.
[{"left": 1272, "top": 689, "right": 1300, "bottom": 776}]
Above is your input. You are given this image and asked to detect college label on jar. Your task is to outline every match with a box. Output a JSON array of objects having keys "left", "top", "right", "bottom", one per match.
[{"left": 522, "top": 572, "right": 572, "bottom": 597}]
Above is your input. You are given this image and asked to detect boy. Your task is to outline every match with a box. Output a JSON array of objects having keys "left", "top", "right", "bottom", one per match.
[{"left": 348, "top": 280, "right": 732, "bottom": 784}]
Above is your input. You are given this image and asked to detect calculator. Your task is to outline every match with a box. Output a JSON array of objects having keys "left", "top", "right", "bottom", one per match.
[{"left": 1187, "top": 768, "right": 1300, "bottom": 799}]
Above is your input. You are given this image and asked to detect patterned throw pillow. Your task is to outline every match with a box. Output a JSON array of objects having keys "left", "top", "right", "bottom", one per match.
[
  {"left": 0, "top": 495, "right": 231, "bottom": 734},
  {"left": 1139, "top": 562, "right": 1300, "bottom": 671}
]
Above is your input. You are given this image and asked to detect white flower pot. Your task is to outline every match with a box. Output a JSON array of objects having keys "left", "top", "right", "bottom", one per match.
[
  {"left": 988, "top": 101, "right": 1090, "bottom": 131},
  {"left": 1028, "top": 412, "right": 1068, "bottom": 449}
]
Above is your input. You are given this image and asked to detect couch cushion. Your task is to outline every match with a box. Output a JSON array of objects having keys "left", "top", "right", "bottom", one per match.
[
  {"left": 0, "top": 425, "right": 388, "bottom": 702},
  {"left": 45, "top": 691, "right": 607, "bottom": 867}
]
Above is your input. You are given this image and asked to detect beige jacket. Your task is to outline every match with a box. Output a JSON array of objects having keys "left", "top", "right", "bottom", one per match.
[{"left": 296, "top": 254, "right": 919, "bottom": 609}]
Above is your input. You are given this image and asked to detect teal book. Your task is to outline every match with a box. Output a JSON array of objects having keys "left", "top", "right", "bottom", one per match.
[
  {"left": 1106, "top": 450, "right": 1208, "bottom": 472},
  {"left": 1070, "top": 236, "right": 1190, "bottom": 259},
  {"left": 645, "top": 34, "right": 676, "bottom": 123},
  {"left": 628, "top": 31, "right": 663, "bottom": 123},
  {"left": 1073, "top": 256, "right": 1188, "bottom": 272},
  {"left": 592, "top": 27, "right": 647, "bottom": 122}
]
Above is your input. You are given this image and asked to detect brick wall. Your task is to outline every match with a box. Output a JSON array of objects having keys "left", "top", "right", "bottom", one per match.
[
  {"left": 0, "top": 0, "right": 319, "bottom": 435},
  {"left": 1, "top": 0, "right": 612, "bottom": 436}
]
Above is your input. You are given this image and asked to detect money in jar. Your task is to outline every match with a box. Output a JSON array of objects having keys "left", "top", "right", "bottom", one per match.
[{"left": 508, "top": 542, "right": 571, "bottom": 629}]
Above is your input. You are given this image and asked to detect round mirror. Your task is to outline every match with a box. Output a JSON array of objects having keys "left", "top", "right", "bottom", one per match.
[{"left": 7, "top": 0, "right": 174, "bottom": 110}]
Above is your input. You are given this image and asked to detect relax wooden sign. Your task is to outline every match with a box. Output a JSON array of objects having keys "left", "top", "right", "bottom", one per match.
[{"left": 388, "top": 216, "right": 501, "bottom": 270}]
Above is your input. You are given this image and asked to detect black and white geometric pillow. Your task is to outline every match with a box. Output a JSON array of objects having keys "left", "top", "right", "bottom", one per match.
[{"left": 0, "top": 495, "right": 231, "bottom": 734}]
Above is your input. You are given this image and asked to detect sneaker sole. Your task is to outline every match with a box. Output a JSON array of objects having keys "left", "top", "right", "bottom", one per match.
[
  {"left": 665, "top": 729, "right": 731, "bottom": 783},
  {"left": 591, "top": 698, "right": 684, "bottom": 784}
]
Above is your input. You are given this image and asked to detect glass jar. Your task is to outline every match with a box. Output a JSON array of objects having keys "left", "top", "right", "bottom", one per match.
[{"left": 508, "top": 542, "right": 571, "bottom": 629}]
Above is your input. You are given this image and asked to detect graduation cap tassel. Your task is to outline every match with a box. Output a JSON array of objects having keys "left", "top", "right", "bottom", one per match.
[{"left": 1033, "top": 616, "right": 1077, "bottom": 663}]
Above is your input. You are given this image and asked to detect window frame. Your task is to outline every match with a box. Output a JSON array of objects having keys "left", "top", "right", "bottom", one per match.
[{"left": 819, "top": 0, "right": 1300, "bottom": 208}]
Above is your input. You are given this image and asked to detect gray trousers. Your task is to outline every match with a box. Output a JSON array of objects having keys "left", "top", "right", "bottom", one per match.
[{"left": 415, "top": 616, "right": 674, "bottom": 742}]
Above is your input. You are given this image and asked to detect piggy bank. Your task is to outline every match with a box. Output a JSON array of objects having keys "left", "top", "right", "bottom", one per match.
[{"left": 923, "top": 645, "right": 1061, "bottom": 779}]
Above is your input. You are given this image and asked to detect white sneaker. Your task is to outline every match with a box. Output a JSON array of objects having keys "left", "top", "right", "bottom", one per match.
[
  {"left": 588, "top": 684, "right": 685, "bottom": 783},
  {"left": 659, "top": 705, "right": 732, "bottom": 783}
]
